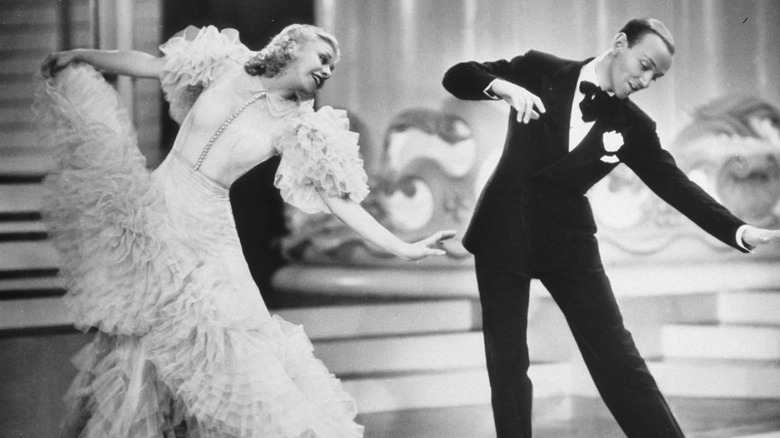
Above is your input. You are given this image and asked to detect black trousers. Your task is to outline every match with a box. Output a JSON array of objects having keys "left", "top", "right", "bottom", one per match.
[{"left": 474, "top": 256, "right": 684, "bottom": 438}]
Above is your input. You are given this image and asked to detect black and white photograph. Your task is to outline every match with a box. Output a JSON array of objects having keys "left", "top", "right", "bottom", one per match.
[{"left": 1, "top": 1, "right": 780, "bottom": 437}]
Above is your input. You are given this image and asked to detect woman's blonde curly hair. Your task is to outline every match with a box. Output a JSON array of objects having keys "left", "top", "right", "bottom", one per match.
[{"left": 244, "top": 24, "right": 340, "bottom": 78}]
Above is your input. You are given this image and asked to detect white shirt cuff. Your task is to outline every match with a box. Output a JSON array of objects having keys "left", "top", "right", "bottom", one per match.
[
  {"left": 735, "top": 224, "right": 752, "bottom": 252},
  {"left": 483, "top": 79, "right": 501, "bottom": 100}
]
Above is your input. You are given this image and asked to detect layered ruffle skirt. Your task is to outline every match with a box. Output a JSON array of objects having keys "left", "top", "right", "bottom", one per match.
[{"left": 36, "top": 65, "right": 363, "bottom": 438}]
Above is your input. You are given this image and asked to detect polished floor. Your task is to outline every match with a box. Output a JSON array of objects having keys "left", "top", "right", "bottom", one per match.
[{"left": 357, "top": 397, "right": 780, "bottom": 438}]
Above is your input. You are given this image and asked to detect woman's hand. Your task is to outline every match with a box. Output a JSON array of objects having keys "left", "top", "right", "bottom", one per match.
[
  {"left": 318, "top": 190, "right": 457, "bottom": 261},
  {"left": 41, "top": 50, "right": 81, "bottom": 78},
  {"left": 397, "top": 230, "right": 458, "bottom": 261},
  {"left": 742, "top": 225, "right": 780, "bottom": 249}
]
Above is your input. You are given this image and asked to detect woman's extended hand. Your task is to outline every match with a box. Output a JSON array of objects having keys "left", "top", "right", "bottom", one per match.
[
  {"left": 398, "top": 230, "right": 458, "bottom": 261},
  {"left": 318, "top": 191, "right": 457, "bottom": 262},
  {"left": 41, "top": 50, "right": 80, "bottom": 78}
]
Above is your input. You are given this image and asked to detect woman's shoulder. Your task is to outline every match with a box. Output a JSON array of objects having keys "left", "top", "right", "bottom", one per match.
[
  {"left": 161, "top": 25, "right": 245, "bottom": 52},
  {"left": 159, "top": 26, "right": 257, "bottom": 124},
  {"left": 159, "top": 25, "right": 253, "bottom": 73},
  {"left": 211, "top": 61, "right": 249, "bottom": 86}
]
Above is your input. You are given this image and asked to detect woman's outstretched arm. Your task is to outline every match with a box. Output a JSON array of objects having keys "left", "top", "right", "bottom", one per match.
[
  {"left": 41, "top": 49, "right": 164, "bottom": 79},
  {"left": 318, "top": 189, "right": 456, "bottom": 261}
]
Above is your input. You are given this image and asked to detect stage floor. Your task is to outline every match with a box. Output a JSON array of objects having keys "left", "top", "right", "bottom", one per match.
[{"left": 358, "top": 397, "right": 780, "bottom": 438}]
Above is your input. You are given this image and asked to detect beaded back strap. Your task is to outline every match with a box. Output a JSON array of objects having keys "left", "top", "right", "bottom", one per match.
[{"left": 192, "top": 92, "right": 266, "bottom": 171}]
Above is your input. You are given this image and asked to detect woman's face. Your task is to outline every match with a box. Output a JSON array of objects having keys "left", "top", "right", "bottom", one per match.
[{"left": 285, "top": 38, "right": 337, "bottom": 97}]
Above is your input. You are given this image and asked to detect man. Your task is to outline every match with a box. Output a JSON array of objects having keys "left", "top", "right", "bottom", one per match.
[{"left": 442, "top": 18, "right": 780, "bottom": 437}]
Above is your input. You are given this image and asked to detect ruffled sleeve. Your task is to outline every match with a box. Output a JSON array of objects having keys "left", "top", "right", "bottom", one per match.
[
  {"left": 274, "top": 106, "right": 370, "bottom": 214},
  {"left": 159, "top": 25, "right": 252, "bottom": 124}
]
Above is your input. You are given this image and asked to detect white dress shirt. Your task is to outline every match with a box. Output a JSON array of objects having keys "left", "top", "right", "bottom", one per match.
[{"left": 569, "top": 57, "right": 601, "bottom": 151}]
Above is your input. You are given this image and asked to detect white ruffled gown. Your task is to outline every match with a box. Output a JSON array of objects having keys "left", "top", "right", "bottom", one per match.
[{"left": 35, "top": 26, "right": 368, "bottom": 438}]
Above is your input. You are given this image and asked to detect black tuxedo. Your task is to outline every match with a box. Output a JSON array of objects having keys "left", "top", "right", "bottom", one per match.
[
  {"left": 443, "top": 50, "right": 747, "bottom": 437},
  {"left": 444, "top": 50, "right": 746, "bottom": 276}
]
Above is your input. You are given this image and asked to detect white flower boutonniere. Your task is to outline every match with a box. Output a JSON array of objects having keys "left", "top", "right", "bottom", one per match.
[{"left": 601, "top": 131, "right": 624, "bottom": 163}]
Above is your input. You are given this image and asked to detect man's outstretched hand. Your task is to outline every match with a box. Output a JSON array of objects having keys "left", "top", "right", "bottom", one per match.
[{"left": 742, "top": 225, "right": 780, "bottom": 249}]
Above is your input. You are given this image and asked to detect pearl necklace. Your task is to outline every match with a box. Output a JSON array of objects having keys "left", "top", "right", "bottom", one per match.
[{"left": 192, "top": 92, "right": 266, "bottom": 171}]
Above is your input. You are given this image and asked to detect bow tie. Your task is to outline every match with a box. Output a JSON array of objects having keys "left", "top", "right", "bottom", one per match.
[{"left": 579, "top": 81, "right": 616, "bottom": 122}]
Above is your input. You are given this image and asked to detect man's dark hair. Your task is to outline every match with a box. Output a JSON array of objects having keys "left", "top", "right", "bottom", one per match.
[{"left": 620, "top": 18, "right": 676, "bottom": 55}]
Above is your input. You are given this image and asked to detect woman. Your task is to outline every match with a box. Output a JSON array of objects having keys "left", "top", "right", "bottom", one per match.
[{"left": 37, "top": 24, "right": 454, "bottom": 437}]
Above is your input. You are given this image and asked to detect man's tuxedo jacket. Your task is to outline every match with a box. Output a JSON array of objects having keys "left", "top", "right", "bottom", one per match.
[{"left": 442, "top": 50, "right": 747, "bottom": 276}]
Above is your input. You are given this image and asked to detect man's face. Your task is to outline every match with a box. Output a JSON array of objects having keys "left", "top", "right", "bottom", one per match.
[{"left": 607, "top": 33, "right": 673, "bottom": 99}]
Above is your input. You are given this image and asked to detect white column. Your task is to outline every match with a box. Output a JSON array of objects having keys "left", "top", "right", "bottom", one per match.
[
  {"left": 115, "top": 0, "right": 134, "bottom": 117},
  {"left": 95, "top": 0, "right": 134, "bottom": 117}
]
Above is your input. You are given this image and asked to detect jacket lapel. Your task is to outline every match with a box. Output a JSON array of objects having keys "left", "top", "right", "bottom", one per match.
[
  {"left": 540, "top": 60, "right": 587, "bottom": 158},
  {"left": 537, "top": 58, "right": 610, "bottom": 176},
  {"left": 556, "top": 95, "right": 631, "bottom": 174}
]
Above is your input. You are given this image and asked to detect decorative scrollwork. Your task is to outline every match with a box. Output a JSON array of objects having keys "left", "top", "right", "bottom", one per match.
[{"left": 592, "top": 95, "right": 780, "bottom": 257}]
